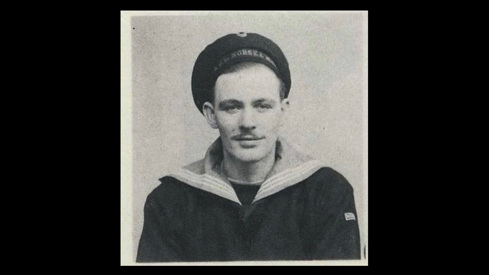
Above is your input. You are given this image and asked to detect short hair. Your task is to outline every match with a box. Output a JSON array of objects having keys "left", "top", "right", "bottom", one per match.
[{"left": 209, "top": 62, "right": 286, "bottom": 105}]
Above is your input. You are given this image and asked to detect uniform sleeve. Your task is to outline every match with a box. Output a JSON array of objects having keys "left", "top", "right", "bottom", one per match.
[
  {"left": 308, "top": 169, "right": 361, "bottom": 260},
  {"left": 136, "top": 192, "right": 184, "bottom": 262}
]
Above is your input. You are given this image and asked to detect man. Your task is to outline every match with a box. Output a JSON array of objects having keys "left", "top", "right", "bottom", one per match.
[{"left": 137, "top": 32, "right": 361, "bottom": 262}]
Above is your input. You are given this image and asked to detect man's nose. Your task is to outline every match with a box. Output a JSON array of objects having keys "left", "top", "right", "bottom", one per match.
[{"left": 239, "top": 108, "right": 256, "bottom": 130}]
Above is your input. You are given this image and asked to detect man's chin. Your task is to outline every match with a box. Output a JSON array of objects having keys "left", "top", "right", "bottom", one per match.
[{"left": 232, "top": 149, "right": 268, "bottom": 163}]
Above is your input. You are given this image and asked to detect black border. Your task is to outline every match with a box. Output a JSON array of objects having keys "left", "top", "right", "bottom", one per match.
[{"left": 63, "top": 8, "right": 415, "bottom": 269}]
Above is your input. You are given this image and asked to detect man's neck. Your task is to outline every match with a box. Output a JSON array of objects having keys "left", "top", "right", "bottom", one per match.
[{"left": 222, "top": 145, "right": 276, "bottom": 184}]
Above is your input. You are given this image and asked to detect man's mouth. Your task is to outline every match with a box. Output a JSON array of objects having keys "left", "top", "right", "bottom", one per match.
[{"left": 234, "top": 135, "right": 265, "bottom": 141}]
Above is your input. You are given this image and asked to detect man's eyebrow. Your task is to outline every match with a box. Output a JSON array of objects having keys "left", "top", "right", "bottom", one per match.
[
  {"left": 253, "top": 98, "right": 277, "bottom": 105},
  {"left": 218, "top": 99, "right": 243, "bottom": 109}
]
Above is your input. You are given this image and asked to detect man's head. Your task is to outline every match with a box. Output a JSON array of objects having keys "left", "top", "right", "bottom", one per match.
[
  {"left": 191, "top": 32, "right": 291, "bottom": 113},
  {"left": 203, "top": 62, "right": 289, "bottom": 163},
  {"left": 191, "top": 32, "right": 291, "bottom": 163}
]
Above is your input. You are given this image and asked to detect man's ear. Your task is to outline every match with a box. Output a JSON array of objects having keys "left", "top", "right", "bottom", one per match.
[
  {"left": 280, "top": 98, "right": 290, "bottom": 112},
  {"left": 203, "top": 102, "right": 218, "bottom": 129}
]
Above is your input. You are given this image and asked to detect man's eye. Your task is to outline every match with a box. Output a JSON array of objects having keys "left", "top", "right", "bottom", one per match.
[
  {"left": 256, "top": 104, "right": 272, "bottom": 109},
  {"left": 224, "top": 106, "right": 239, "bottom": 112}
]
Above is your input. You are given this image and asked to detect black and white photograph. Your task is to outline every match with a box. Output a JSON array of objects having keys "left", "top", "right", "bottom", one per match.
[{"left": 121, "top": 10, "right": 368, "bottom": 265}]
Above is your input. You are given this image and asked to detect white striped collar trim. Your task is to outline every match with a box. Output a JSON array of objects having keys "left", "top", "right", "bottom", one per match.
[
  {"left": 168, "top": 169, "right": 241, "bottom": 205},
  {"left": 168, "top": 159, "right": 325, "bottom": 205},
  {"left": 253, "top": 159, "right": 324, "bottom": 202}
]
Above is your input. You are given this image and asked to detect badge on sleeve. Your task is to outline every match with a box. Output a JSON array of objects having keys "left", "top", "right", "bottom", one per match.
[{"left": 345, "top": 212, "right": 356, "bottom": 221}]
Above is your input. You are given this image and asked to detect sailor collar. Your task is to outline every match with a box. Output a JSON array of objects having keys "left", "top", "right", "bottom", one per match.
[{"left": 165, "top": 137, "right": 325, "bottom": 205}]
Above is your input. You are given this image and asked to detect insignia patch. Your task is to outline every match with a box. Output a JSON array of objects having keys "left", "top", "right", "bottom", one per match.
[{"left": 345, "top": 212, "right": 356, "bottom": 221}]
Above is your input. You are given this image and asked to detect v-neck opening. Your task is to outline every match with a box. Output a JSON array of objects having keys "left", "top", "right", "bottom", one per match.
[{"left": 229, "top": 182, "right": 261, "bottom": 206}]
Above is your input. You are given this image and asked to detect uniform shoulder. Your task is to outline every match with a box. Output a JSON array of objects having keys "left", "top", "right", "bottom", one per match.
[
  {"left": 303, "top": 167, "right": 356, "bottom": 211},
  {"left": 145, "top": 176, "right": 188, "bottom": 207},
  {"left": 307, "top": 167, "right": 354, "bottom": 193}
]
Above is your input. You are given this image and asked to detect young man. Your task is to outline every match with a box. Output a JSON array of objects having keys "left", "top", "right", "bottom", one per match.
[{"left": 137, "top": 32, "right": 361, "bottom": 262}]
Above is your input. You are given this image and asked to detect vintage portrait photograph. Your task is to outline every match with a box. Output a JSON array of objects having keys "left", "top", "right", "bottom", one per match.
[{"left": 121, "top": 10, "right": 368, "bottom": 266}]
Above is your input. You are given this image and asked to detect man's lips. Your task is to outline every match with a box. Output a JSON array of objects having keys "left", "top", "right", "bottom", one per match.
[{"left": 233, "top": 136, "right": 265, "bottom": 141}]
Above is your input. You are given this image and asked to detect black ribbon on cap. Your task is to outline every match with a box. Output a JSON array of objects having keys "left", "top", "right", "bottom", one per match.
[{"left": 212, "top": 48, "right": 279, "bottom": 77}]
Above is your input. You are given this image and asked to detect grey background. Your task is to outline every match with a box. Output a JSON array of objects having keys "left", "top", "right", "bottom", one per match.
[{"left": 131, "top": 11, "right": 367, "bottom": 260}]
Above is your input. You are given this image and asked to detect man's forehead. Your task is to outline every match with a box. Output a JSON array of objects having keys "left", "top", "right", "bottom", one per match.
[
  {"left": 217, "top": 97, "right": 277, "bottom": 104},
  {"left": 215, "top": 64, "right": 280, "bottom": 87},
  {"left": 214, "top": 80, "right": 281, "bottom": 102},
  {"left": 218, "top": 62, "right": 279, "bottom": 78}
]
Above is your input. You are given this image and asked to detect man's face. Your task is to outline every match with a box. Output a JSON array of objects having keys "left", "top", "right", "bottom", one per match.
[{"left": 209, "top": 63, "right": 286, "bottom": 163}]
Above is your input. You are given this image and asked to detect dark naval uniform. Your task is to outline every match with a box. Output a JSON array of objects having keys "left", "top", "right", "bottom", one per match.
[{"left": 137, "top": 139, "right": 361, "bottom": 262}]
